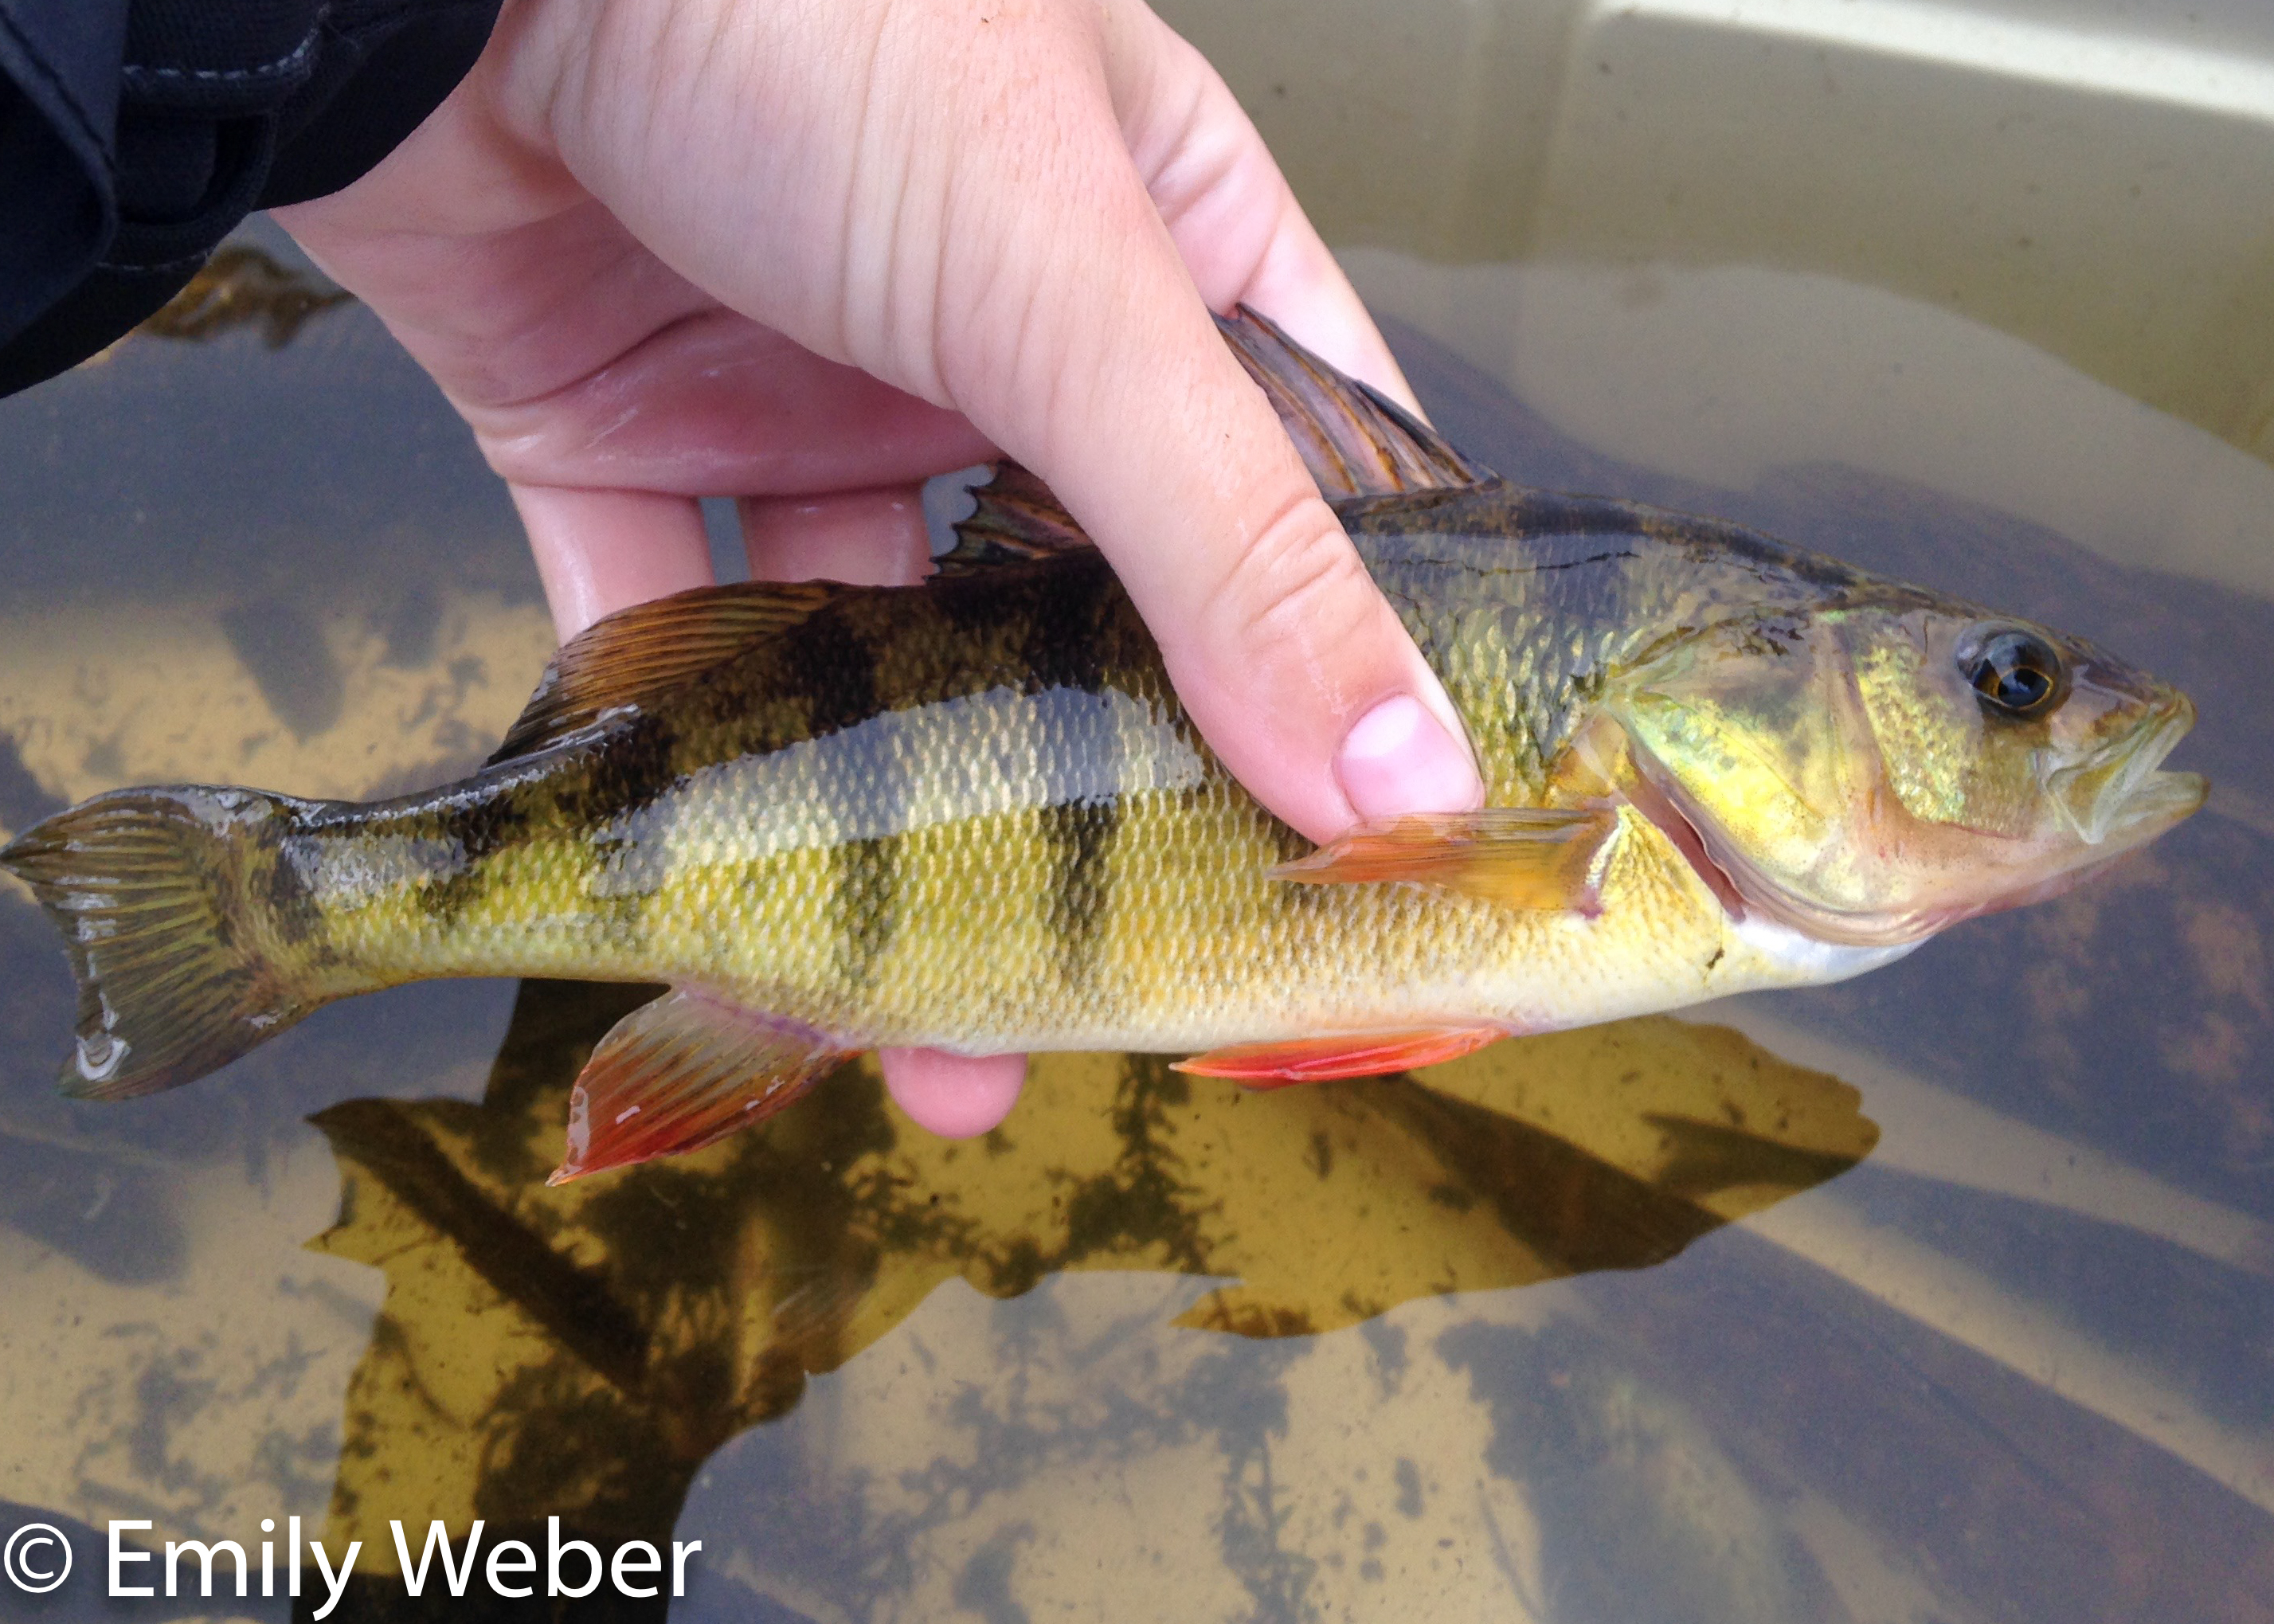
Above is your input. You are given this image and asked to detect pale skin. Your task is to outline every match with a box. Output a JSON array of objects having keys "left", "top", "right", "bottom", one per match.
[{"left": 275, "top": 0, "right": 1482, "bottom": 1137}]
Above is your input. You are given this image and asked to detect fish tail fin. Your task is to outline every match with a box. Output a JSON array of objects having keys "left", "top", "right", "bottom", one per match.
[{"left": 1, "top": 786, "right": 346, "bottom": 1099}]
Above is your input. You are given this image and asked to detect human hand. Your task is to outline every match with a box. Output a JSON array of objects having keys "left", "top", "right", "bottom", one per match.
[{"left": 273, "top": 0, "right": 1482, "bottom": 1139}]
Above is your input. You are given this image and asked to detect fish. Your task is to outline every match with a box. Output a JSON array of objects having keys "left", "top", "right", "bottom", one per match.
[{"left": 0, "top": 310, "right": 2206, "bottom": 1181}]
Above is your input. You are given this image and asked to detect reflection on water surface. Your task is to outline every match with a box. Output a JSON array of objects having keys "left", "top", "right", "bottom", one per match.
[{"left": 3, "top": 25, "right": 2274, "bottom": 1620}]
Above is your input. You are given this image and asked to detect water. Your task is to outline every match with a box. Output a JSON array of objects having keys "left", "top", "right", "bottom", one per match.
[{"left": 3, "top": 7, "right": 2272, "bottom": 1618}]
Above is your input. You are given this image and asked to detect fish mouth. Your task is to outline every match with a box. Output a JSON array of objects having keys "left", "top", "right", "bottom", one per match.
[{"left": 2041, "top": 697, "right": 2206, "bottom": 849}]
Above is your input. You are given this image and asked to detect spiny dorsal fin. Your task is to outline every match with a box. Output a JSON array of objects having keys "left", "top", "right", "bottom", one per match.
[
  {"left": 935, "top": 309, "right": 1485, "bottom": 573},
  {"left": 1218, "top": 304, "right": 1493, "bottom": 499},
  {"left": 488, "top": 580, "right": 836, "bottom": 765},
  {"left": 934, "top": 461, "right": 1096, "bottom": 575}
]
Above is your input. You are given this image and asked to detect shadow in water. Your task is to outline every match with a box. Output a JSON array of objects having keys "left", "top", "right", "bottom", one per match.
[
  {"left": 296, "top": 978, "right": 1874, "bottom": 1618},
  {"left": 134, "top": 245, "right": 356, "bottom": 350}
]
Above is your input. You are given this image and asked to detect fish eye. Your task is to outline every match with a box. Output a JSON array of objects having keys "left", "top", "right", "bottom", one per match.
[{"left": 1961, "top": 628, "right": 2065, "bottom": 718}]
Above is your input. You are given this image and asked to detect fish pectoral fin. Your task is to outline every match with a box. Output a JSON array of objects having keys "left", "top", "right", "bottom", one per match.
[
  {"left": 549, "top": 990, "right": 853, "bottom": 1184},
  {"left": 935, "top": 461, "right": 1098, "bottom": 573},
  {"left": 1217, "top": 305, "right": 1495, "bottom": 498},
  {"left": 1175, "top": 1026, "right": 1505, "bottom": 1086},
  {"left": 1268, "top": 806, "right": 1619, "bottom": 912},
  {"left": 488, "top": 580, "right": 840, "bottom": 764}
]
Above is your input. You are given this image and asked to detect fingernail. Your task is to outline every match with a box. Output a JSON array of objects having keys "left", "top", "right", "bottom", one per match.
[{"left": 1334, "top": 695, "right": 1481, "bottom": 823}]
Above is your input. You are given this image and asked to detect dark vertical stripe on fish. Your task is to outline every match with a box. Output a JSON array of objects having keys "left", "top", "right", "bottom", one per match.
[
  {"left": 1012, "top": 551, "right": 1119, "bottom": 710},
  {"left": 778, "top": 606, "right": 881, "bottom": 737},
  {"left": 1016, "top": 555, "right": 1123, "bottom": 996},
  {"left": 775, "top": 605, "right": 911, "bottom": 998},
  {"left": 579, "top": 712, "right": 683, "bottom": 956},
  {"left": 405, "top": 789, "right": 528, "bottom": 927},
  {"left": 1040, "top": 797, "right": 1120, "bottom": 995},
  {"left": 830, "top": 835, "right": 898, "bottom": 994},
  {"left": 258, "top": 816, "right": 326, "bottom": 949}
]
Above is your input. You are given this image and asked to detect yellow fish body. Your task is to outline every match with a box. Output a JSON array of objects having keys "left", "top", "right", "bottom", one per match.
[{"left": 1, "top": 313, "right": 2204, "bottom": 1179}]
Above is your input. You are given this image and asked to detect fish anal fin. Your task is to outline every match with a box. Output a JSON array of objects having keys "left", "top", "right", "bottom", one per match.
[
  {"left": 1270, "top": 806, "right": 1619, "bottom": 913},
  {"left": 936, "top": 461, "right": 1097, "bottom": 574},
  {"left": 1216, "top": 305, "right": 1494, "bottom": 499},
  {"left": 1176, "top": 1025, "right": 1505, "bottom": 1087},
  {"left": 488, "top": 580, "right": 838, "bottom": 765},
  {"left": 550, "top": 989, "right": 853, "bottom": 1183}
]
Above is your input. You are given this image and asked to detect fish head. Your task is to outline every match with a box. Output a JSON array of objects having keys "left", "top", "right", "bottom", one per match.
[{"left": 1599, "top": 595, "right": 2205, "bottom": 946}]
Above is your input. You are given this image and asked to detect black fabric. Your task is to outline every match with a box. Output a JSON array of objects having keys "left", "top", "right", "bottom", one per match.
[
  {"left": 264, "top": 2, "right": 497, "bottom": 205},
  {"left": 0, "top": 0, "right": 501, "bottom": 398},
  {"left": 0, "top": 2, "right": 128, "bottom": 338}
]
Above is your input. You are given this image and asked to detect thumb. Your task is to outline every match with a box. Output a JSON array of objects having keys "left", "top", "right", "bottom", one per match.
[{"left": 928, "top": 11, "right": 1481, "bottom": 844}]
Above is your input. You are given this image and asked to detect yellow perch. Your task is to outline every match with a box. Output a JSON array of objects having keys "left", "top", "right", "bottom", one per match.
[{"left": 1, "top": 312, "right": 2204, "bottom": 1179}]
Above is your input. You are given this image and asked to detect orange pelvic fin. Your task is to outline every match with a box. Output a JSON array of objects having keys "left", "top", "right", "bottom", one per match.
[
  {"left": 550, "top": 990, "right": 852, "bottom": 1184},
  {"left": 1269, "top": 806, "right": 1618, "bottom": 913},
  {"left": 1174, "top": 1025, "right": 1505, "bottom": 1087}
]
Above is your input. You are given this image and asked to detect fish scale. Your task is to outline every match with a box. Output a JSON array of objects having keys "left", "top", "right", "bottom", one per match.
[{"left": 0, "top": 309, "right": 2202, "bottom": 1174}]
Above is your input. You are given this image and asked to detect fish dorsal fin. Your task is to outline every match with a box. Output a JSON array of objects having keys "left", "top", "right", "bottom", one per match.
[
  {"left": 1217, "top": 304, "right": 1492, "bottom": 499},
  {"left": 487, "top": 580, "right": 836, "bottom": 765},
  {"left": 935, "top": 461, "right": 1098, "bottom": 574},
  {"left": 935, "top": 307, "right": 1486, "bottom": 574}
]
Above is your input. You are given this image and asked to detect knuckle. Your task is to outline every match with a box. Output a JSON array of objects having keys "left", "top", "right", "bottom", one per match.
[{"left": 1202, "top": 494, "right": 1383, "bottom": 655}]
